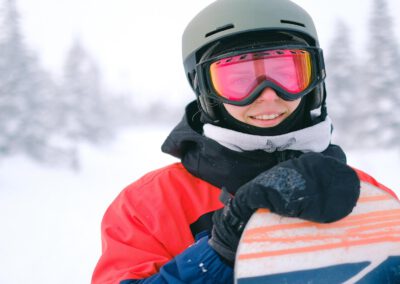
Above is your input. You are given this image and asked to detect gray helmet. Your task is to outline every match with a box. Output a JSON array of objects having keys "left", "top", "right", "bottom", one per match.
[{"left": 182, "top": 0, "right": 326, "bottom": 122}]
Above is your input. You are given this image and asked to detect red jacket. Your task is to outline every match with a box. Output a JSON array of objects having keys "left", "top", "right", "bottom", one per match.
[
  {"left": 92, "top": 163, "right": 224, "bottom": 283},
  {"left": 91, "top": 162, "right": 396, "bottom": 283},
  {"left": 92, "top": 102, "right": 397, "bottom": 283}
]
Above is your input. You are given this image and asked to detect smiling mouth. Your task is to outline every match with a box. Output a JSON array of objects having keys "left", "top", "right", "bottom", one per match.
[{"left": 250, "top": 113, "right": 284, "bottom": 120}]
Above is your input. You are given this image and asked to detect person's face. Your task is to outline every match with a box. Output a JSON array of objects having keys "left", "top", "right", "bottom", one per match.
[{"left": 223, "top": 87, "right": 301, "bottom": 128}]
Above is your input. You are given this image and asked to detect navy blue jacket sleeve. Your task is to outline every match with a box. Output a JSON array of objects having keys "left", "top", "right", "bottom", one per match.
[{"left": 120, "top": 234, "right": 233, "bottom": 284}]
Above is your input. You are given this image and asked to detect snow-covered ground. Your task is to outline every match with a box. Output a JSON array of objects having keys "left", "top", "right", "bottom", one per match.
[{"left": 0, "top": 126, "right": 398, "bottom": 284}]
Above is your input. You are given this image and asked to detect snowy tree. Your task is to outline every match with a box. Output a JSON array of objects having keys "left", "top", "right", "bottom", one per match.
[
  {"left": 325, "top": 19, "right": 361, "bottom": 149},
  {"left": 0, "top": 0, "right": 138, "bottom": 168},
  {"left": 0, "top": 0, "right": 66, "bottom": 163},
  {"left": 357, "top": 0, "right": 400, "bottom": 148},
  {"left": 0, "top": 0, "right": 85, "bottom": 168},
  {"left": 0, "top": 0, "right": 27, "bottom": 155},
  {"left": 59, "top": 39, "right": 115, "bottom": 145}
]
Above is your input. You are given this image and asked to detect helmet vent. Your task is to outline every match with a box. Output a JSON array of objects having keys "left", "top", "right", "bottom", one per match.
[
  {"left": 205, "top": 24, "right": 235, "bottom": 38},
  {"left": 280, "top": 20, "right": 306, "bottom": 28}
]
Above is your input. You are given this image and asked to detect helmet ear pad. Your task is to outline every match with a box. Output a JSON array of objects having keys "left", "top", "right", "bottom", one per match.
[
  {"left": 199, "top": 94, "right": 224, "bottom": 123},
  {"left": 190, "top": 70, "right": 220, "bottom": 123}
]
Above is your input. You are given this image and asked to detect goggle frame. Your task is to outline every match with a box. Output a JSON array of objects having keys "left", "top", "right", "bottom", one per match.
[{"left": 196, "top": 45, "right": 326, "bottom": 106}]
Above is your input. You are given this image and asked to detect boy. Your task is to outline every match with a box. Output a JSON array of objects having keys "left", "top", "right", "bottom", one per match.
[{"left": 92, "top": 0, "right": 392, "bottom": 283}]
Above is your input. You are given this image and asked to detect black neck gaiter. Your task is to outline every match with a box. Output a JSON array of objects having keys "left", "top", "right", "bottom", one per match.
[{"left": 216, "top": 98, "right": 312, "bottom": 136}]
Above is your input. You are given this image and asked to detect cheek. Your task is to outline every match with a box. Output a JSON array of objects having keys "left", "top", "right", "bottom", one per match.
[
  {"left": 287, "top": 99, "right": 302, "bottom": 113},
  {"left": 223, "top": 104, "right": 248, "bottom": 123}
]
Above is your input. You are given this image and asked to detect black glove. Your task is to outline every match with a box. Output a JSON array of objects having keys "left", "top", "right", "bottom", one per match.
[{"left": 209, "top": 152, "right": 361, "bottom": 264}]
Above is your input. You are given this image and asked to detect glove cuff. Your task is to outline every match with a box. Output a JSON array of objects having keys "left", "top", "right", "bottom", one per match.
[{"left": 208, "top": 227, "right": 236, "bottom": 266}]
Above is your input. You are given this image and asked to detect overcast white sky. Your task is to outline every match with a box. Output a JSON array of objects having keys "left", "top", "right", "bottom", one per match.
[{"left": 16, "top": 0, "right": 400, "bottom": 104}]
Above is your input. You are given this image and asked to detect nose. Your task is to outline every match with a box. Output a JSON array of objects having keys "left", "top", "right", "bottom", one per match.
[{"left": 255, "top": 87, "right": 280, "bottom": 102}]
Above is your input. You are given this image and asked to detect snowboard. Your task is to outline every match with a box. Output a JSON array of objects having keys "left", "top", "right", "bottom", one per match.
[{"left": 234, "top": 180, "right": 400, "bottom": 283}]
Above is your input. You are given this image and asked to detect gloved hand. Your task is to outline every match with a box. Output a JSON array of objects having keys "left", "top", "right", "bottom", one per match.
[{"left": 209, "top": 152, "right": 360, "bottom": 264}]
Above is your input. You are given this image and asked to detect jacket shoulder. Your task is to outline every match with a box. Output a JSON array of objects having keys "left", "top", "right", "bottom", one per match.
[
  {"left": 124, "top": 162, "right": 215, "bottom": 195},
  {"left": 115, "top": 162, "right": 222, "bottom": 223}
]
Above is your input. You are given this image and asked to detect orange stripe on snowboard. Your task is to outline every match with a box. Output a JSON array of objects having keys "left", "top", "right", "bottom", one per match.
[
  {"left": 243, "top": 221, "right": 400, "bottom": 243},
  {"left": 238, "top": 235, "right": 400, "bottom": 260},
  {"left": 358, "top": 195, "right": 393, "bottom": 202},
  {"left": 243, "top": 209, "right": 400, "bottom": 238},
  {"left": 239, "top": 209, "right": 400, "bottom": 260}
]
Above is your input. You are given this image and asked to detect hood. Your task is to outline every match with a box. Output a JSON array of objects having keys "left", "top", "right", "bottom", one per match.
[
  {"left": 162, "top": 101, "right": 300, "bottom": 193},
  {"left": 162, "top": 101, "right": 345, "bottom": 194}
]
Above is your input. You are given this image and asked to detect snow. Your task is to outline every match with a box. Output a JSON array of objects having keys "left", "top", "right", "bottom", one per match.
[
  {"left": 0, "top": 126, "right": 398, "bottom": 284},
  {"left": 0, "top": 126, "right": 177, "bottom": 284}
]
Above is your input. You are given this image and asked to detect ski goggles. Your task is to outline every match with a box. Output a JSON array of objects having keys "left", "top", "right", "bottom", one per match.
[{"left": 196, "top": 46, "right": 326, "bottom": 105}]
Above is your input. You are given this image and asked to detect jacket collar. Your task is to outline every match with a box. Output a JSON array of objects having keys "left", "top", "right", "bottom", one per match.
[
  {"left": 162, "top": 101, "right": 300, "bottom": 194},
  {"left": 161, "top": 101, "right": 345, "bottom": 194}
]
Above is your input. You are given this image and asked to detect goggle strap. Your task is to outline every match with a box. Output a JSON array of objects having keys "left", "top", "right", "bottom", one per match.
[
  {"left": 320, "top": 83, "right": 328, "bottom": 120},
  {"left": 313, "top": 83, "right": 327, "bottom": 124}
]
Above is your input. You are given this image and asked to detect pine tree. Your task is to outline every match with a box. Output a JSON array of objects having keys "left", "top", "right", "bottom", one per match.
[
  {"left": 359, "top": 0, "right": 400, "bottom": 148},
  {"left": 60, "top": 39, "right": 114, "bottom": 145},
  {"left": 0, "top": 0, "right": 79, "bottom": 166},
  {"left": 0, "top": 0, "right": 135, "bottom": 168},
  {"left": 0, "top": 0, "right": 58, "bottom": 160},
  {"left": 325, "top": 19, "right": 360, "bottom": 149},
  {"left": 0, "top": 0, "right": 26, "bottom": 155}
]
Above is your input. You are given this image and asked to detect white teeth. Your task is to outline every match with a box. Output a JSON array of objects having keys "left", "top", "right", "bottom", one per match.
[{"left": 253, "top": 114, "right": 280, "bottom": 120}]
